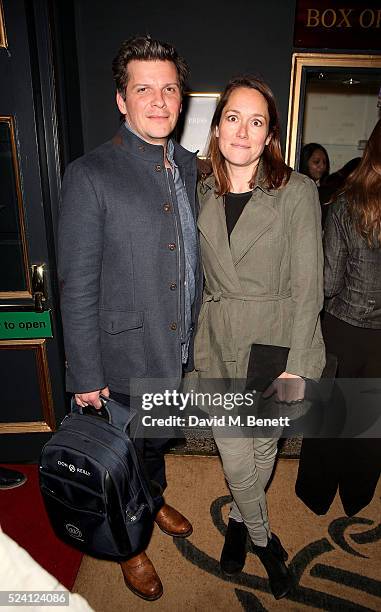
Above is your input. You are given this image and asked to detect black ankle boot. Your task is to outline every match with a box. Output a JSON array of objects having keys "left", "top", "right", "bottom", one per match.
[
  {"left": 251, "top": 533, "right": 293, "bottom": 600},
  {"left": 220, "top": 518, "right": 248, "bottom": 575},
  {"left": 269, "top": 532, "right": 288, "bottom": 561}
]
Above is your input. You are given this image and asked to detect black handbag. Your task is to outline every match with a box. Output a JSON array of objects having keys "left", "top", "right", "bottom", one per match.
[
  {"left": 246, "top": 343, "right": 337, "bottom": 396},
  {"left": 39, "top": 397, "right": 161, "bottom": 560}
]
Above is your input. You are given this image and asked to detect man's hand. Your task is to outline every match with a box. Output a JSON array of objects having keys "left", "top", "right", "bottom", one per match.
[
  {"left": 75, "top": 386, "right": 110, "bottom": 409},
  {"left": 262, "top": 372, "right": 305, "bottom": 404}
]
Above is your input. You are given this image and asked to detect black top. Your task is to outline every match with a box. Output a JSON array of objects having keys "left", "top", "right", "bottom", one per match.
[{"left": 224, "top": 191, "right": 252, "bottom": 241}]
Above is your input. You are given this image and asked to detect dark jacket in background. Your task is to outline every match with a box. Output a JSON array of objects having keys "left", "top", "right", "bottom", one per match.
[
  {"left": 324, "top": 194, "right": 381, "bottom": 329},
  {"left": 318, "top": 157, "right": 361, "bottom": 228}
]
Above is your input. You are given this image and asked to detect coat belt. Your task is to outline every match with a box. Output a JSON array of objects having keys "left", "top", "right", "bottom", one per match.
[
  {"left": 202, "top": 290, "right": 291, "bottom": 362},
  {"left": 204, "top": 291, "right": 291, "bottom": 302}
]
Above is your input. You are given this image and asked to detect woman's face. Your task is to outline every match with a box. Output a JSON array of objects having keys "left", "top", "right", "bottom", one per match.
[
  {"left": 307, "top": 149, "right": 327, "bottom": 181},
  {"left": 215, "top": 87, "right": 271, "bottom": 172}
]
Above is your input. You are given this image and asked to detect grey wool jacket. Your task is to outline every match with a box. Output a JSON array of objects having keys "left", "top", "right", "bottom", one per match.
[{"left": 58, "top": 126, "right": 202, "bottom": 396}]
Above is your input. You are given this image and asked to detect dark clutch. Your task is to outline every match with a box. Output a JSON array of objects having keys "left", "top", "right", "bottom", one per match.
[{"left": 246, "top": 343, "right": 337, "bottom": 393}]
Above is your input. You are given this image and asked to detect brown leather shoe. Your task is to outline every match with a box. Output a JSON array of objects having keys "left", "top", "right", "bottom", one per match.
[
  {"left": 120, "top": 552, "right": 163, "bottom": 601},
  {"left": 155, "top": 504, "right": 193, "bottom": 537}
]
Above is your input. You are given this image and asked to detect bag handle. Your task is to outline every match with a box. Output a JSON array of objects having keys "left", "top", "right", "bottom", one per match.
[{"left": 71, "top": 396, "right": 136, "bottom": 432}]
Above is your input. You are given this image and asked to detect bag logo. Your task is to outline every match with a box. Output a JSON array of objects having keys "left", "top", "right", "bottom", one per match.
[
  {"left": 57, "top": 460, "right": 91, "bottom": 476},
  {"left": 65, "top": 523, "right": 83, "bottom": 540}
]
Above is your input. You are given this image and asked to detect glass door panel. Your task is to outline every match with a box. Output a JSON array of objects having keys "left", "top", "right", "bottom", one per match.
[{"left": 0, "top": 116, "right": 30, "bottom": 295}]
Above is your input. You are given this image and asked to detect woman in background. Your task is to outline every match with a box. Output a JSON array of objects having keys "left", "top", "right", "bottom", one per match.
[
  {"left": 319, "top": 157, "right": 361, "bottom": 227},
  {"left": 194, "top": 76, "right": 325, "bottom": 599},
  {"left": 299, "top": 142, "right": 330, "bottom": 186},
  {"left": 296, "top": 119, "right": 381, "bottom": 516}
]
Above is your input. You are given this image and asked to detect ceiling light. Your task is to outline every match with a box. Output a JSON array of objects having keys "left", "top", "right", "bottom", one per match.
[{"left": 342, "top": 78, "right": 360, "bottom": 85}]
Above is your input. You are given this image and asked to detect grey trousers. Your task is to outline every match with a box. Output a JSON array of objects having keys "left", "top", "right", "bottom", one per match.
[{"left": 213, "top": 429, "right": 278, "bottom": 546}]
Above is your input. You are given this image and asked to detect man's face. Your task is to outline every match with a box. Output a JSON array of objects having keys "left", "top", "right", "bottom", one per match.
[{"left": 116, "top": 59, "right": 182, "bottom": 146}]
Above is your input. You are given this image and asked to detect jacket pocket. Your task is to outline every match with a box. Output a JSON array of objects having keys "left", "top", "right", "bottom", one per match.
[
  {"left": 99, "top": 310, "right": 143, "bottom": 334},
  {"left": 99, "top": 310, "right": 147, "bottom": 377}
]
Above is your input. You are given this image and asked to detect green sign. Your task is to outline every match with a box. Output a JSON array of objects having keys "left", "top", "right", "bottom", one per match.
[{"left": 0, "top": 311, "right": 53, "bottom": 339}]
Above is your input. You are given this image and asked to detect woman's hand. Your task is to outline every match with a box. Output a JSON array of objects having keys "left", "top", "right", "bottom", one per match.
[{"left": 262, "top": 372, "right": 305, "bottom": 404}]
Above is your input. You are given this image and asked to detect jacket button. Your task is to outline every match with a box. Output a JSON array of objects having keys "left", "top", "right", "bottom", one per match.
[
  {"left": 168, "top": 243, "right": 176, "bottom": 251},
  {"left": 169, "top": 282, "right": 177, "bottom": 290},
  {"left": 170, "top": 322, "right": 177, "bottom": 330},
  {"left": 138, "top": 145, "right": 145, "bottom": 152},
  {"left": 155, "top": 164, "right": 162, "bottom": 172},
  {"left": 163, "top": 203, "right": 171, "bottom": 213}
]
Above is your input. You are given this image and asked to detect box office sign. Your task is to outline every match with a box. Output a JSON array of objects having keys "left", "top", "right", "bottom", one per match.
[
  {"left": 0, "top": 311, "right": 53, "bottom": 339},
  {"left": 294, "top": 0, "right": 381, "bottom": 49}
]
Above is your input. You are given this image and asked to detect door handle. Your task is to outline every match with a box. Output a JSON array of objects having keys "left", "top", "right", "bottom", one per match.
[{"left": 31, "top": 264, "right": 47, "bottom": 312}]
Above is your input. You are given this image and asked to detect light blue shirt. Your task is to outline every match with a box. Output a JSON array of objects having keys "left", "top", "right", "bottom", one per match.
[{"left": 166, "top": 139, "right": 197, "bottom": 363}]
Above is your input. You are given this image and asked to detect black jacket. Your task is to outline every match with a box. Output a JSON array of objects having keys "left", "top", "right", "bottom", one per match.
[{"left": 324, "top": 195, "right": 381, "bottom": 328}]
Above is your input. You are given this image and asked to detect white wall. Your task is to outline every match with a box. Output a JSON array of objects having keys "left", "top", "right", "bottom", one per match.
[{"left": 303, "top": 83, "right": 379, "bottom": 172}]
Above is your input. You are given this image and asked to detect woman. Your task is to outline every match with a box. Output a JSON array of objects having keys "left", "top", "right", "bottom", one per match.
[
  {"left": 299, "top": 142, "right": 330, "bottom": 186},
  {"left": 194, "top": 76, "right": 325, "bottom": 599},
  {"left": 297, "top": 120, "right": 381, "bottom": 516},
  {"left": 318, "top": 157, "right": 361, "bottom": 227}
]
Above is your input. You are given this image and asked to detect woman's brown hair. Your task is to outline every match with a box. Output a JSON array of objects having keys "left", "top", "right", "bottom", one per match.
[
  {"left": 207, "top": 76, "right": 291, "bottom": 195},
  {"left": 345, "top": 119, "right": 381, "bottom": 247}
]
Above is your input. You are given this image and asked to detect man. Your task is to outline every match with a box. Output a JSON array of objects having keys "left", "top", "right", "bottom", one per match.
[{"left": 58, "top": 36, "right": 201, "bottom": 601}]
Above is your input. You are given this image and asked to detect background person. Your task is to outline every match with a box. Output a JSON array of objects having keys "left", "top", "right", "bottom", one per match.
[
  {"left": 296, "top": 119, "right": 381, "bottom": 516},
  {"left": 319, "top": 157, "right": 361, "bottom": 207},
  {"left": 319, "top": 157, "right": 361, "bottom": 227},
  {"left": 194, "top": 76, "right": 325, "bottom": 599},
  {"left": 299, "top": 142, "right": 330, "bottom": 186},
  {"left": 299, "top": 142, "right": 331, "bottom": 227}
]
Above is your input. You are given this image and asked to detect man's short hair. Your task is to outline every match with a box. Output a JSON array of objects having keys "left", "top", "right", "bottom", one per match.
[{"left": 112, "top": 35, "right": 189, "bottom": 98}]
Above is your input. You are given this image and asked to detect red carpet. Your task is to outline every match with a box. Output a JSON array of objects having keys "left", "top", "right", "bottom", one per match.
[{"left": 0, "top": 464, "right": 83, "bottom": 590}]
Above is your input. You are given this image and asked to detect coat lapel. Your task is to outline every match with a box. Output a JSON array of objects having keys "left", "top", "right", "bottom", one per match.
[
  {"left": 197, "top": 180, "right": 239, "bottom": 287},
  {"left": 229, "top": 188, "right": 278, "bottom": 265},
  {"left": 198, "top": 164, "right": 279, "bottom": 278}
]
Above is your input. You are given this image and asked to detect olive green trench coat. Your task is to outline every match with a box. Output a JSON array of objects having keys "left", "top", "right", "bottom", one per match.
[{"left": 193, "top": 168, "right": 325, "bottom": 386}]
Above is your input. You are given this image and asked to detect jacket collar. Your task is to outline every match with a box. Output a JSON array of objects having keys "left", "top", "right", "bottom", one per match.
[
  {"left": 112, "top": 124, "right": 196, "bottom": 167},
  {"left": 201, "top": 158, "right": 275, "bottom": 196},
  {"left": 197, "top": 186, "right": 241, "bottom": 289},
  {"left": 198, "top": 158, "right": 278, "bottom": 274}
]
